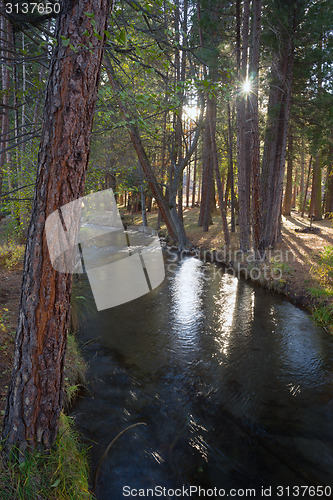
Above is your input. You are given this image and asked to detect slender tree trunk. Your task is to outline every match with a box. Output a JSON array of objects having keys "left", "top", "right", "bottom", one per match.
[
  {"left": 198, "top": 111, "right": 211, "bottom": 227},
  {"left": 310, "top": 151, "right": 322, "bottom": 220},
  {"left": 324, "top": 166, "right": 333, "bottom": 217},
  {"left": 186, "top": 164, "right": 190, "bottom": 207},
  {"left": 227, "top": 102, "right": 235, "bottom": 233},
  {"left": 282, "top": 131, "right": 293, "bottom": 216},
  {"left": 0, "top": 15, "right": 12, "bottom": 203},
  {"left": 21, "top": 33, "right": 26, "bottom": 155},
  {"left": 140, "top": 187, "right": 148, "bottom": 226},
  {"left": 209, "top": 98, "right": 230, "bottom": 246},
  {"left": 12, "top": 29, "right": 22, "bottom": 194},
  {"left": 199, "top": 98, "right": 214, "bottom": 231},
  {"left": 2, "top": 0, "right": 111, "bottom": 455},
  {"left": 191, "top": 146, "right": 197, "bottom": 207},
  {"left": 301, "top": 155, "right": 312, "bottom": 217},
  {"left": 292, "top": 163, "right": 298, "bottom": 208},
  {"left": 299, "top": 143, "right": 305, "bottom": 211},
  {"left": 103, "top": 55, "right": 177, "bottom": 239},
  {"left": 178, "top": 183, "right": 184, "bottom": 221}
]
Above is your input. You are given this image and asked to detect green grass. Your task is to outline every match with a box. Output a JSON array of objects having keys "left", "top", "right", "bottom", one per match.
[
  {"left": 311, "top": 304, "right": 333, "bottom": 330},
  {"left": 313, "top": 245, "right": 333, "bottom": 287},
  {"left": 0, "top": 329, "right": 91, "bottom": 499},
  {"left": 0, "top": 414, "right": 94, "bottom": 499},
  {"left": 308, "top": 245, "right": 333, "bottom": 332}
]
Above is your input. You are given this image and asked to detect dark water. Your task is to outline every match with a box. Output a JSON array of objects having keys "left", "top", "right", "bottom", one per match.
[{"left": 71, "top": 252, "right": 333, "bottom": 499}]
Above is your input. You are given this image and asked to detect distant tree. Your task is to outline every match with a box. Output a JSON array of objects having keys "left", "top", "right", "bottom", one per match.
[{"left": 282, "top": 131, "right": 293, "bottom": 216}]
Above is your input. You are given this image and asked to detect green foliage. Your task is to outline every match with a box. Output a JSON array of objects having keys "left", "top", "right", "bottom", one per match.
[
  {"left": 311, "top": 304, "right": 333, "bottom": 330},
  {"left": 0, "top": 244, "right": 25, "bottom": 270},
  {"left": 311, "top": 245, "right": 333, "bottom": 290},
  {"left": 0, "top": 414, "right": 94, "bottom": 499},
  {"left": 270, "top": 258, "right": 292, "bottom": 276}
]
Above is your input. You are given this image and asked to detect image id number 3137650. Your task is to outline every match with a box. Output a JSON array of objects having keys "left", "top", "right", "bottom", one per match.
[{"left": 276, "top": 486, "right": 332, "bottom": 497}]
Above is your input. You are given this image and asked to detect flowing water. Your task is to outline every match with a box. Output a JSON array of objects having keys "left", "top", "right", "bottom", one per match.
[{"left": 71, "top": 251, "right": 333, "bottom": 499}]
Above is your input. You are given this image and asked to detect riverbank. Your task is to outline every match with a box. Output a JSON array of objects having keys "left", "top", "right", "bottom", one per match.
[
  {"left": 129, "top": 207, "right": 333, "bottom": 334},
  {"left": 0, "top": 238, "right": 94, "bottom": 498}
]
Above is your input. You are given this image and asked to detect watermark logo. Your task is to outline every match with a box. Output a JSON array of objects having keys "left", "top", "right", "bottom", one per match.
[{"left": 45, "top": 189, "right": 165, "bottom": 311}]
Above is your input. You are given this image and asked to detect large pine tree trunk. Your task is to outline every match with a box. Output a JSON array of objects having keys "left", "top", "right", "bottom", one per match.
[
  {"left": 2, "top": 0, "right": 111, "bottom": 455},
  {"left": 248, "top": 0, "right": 262, "bottom": 255},
  {"left": 236, "top": 0, "right": 251, "bottom": 251},
  {"left": 261, "top": 14, "right": 295, "bottom": 248}
]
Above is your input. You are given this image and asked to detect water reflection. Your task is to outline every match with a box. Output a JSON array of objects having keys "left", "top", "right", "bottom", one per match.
[
  {"left": 171, "top": 258, "right": 204, "bottom": 351},
  {"left": 213, "top": 273, "right": 238, "bottom": 357},
  {"left": 72, "top": 254, "right": 333, "bottom": 499}
]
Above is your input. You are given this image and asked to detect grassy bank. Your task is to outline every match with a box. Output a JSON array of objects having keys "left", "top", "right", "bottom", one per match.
[
  {"left": 128, "top": 206, "right": 333, "bottom": 334},
  {"left": 0, "top": 227, "right": 94, "bottom": 499}
]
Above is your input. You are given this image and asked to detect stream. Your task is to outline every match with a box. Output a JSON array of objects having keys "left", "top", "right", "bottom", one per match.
[{"left": 71, "top": 251, "right": 333, "bottom": 499}]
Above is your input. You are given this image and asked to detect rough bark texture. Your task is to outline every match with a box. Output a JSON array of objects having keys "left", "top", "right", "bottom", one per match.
[
  {"left": 236, "top": 0, "right": 251, "bottom": 251},
  {"left": 248, "top": 0, "right": 262, "bottom": 254},
  {"left": 261, "top": 9, "right": 295, "bottom": 248},
  {"left": 2, "top": 0, "right": 111, "bottom": 455}
]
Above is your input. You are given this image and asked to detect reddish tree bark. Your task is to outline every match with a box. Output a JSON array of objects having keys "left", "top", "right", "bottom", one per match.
[{"left": 2, "top": 0, "right": 111, "bottom": 455}]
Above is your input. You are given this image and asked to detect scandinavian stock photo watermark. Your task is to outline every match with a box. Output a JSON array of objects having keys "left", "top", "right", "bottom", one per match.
[
  {"left": 164, "top": 246, "right": 296, "bottom": 282},
  {"left": 45, "top": 188, "right": 165, "bottom": 311}
]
